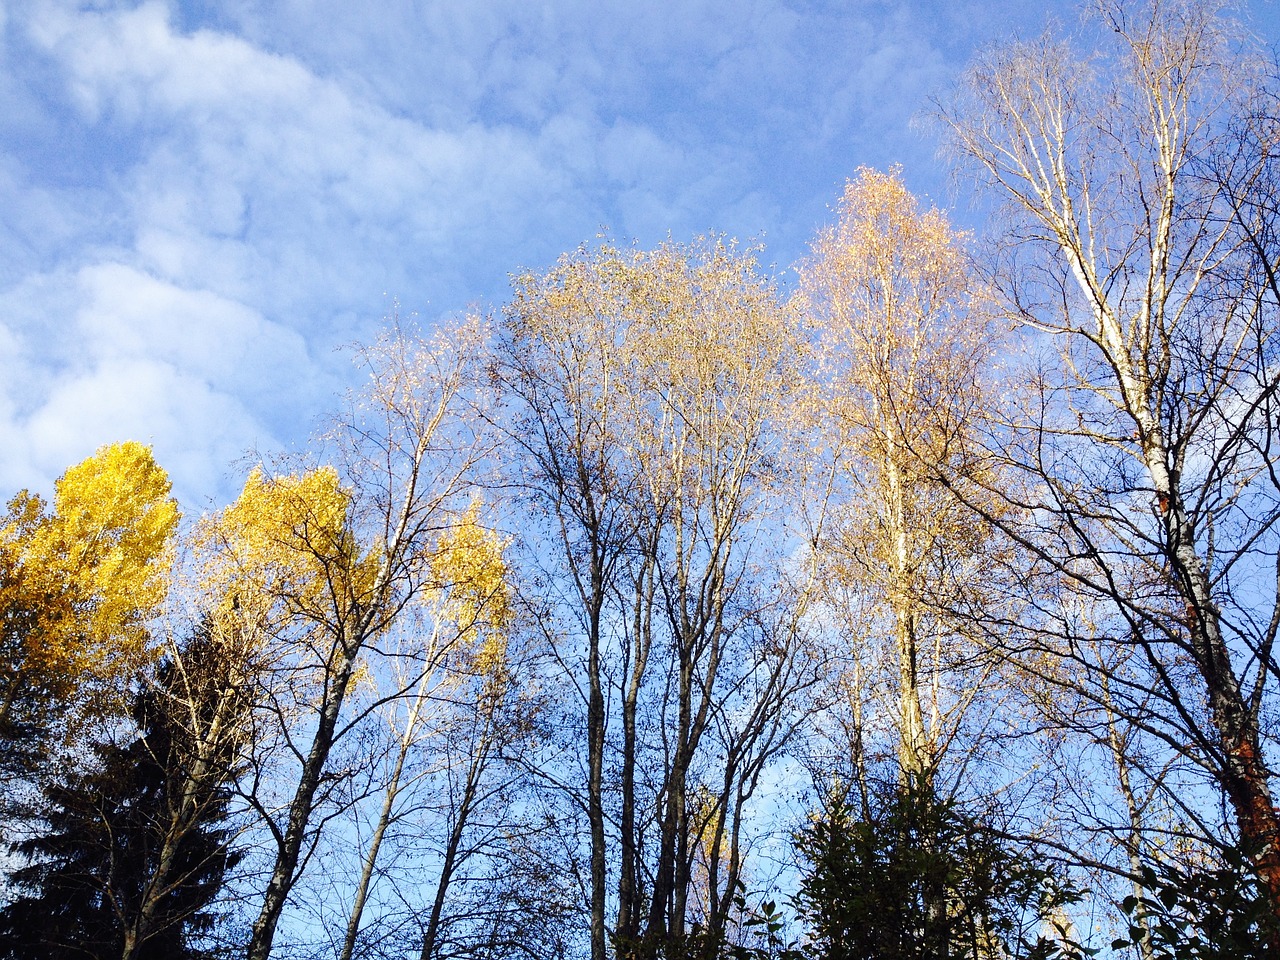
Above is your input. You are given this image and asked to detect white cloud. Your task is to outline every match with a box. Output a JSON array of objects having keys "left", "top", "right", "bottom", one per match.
[
  {"left": 0, "top": 261, "right": 316, "bottom": 504},
  {"left": 1, "top": 2, "right": 592, "bottom": 503},
  {"left": 24, "top": 357, "right": 265, "bottom": 510},
  {"left": 28, "top": 3, "right": 311, "bottom": 124},
  {"left": 74, "top": 263, "right": 310, "bottom": 395},
  {"left": 21, "top": 1, "right": 602, "bottom": 305},
  {"left": 1, "top": 0, "right": 1109, "bottom": 511}
]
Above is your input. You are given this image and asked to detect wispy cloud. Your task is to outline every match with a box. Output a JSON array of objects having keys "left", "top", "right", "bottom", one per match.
[{"left": 0, "top": 0, "right": 1129, "bottom": 507}]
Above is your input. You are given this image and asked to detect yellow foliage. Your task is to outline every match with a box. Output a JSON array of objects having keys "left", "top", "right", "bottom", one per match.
[
  {"left": 196, "top": 465, "right": 371, "bottom": 629},
  {"left": 0, "top": 442, "right": 179, "bottom": 717},
  {"left": 800, "top": 166, "right": 999, "bottom": 595},
  {"left": 429, "top": 497, "right": 513, "bottom": 676},
  {"left": 506, "top": 234, "right": 802, "bottom": 511}
]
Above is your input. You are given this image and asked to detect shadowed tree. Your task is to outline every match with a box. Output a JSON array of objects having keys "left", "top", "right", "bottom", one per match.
[{"left": 0, "top": 622, "right": 245, "bottom": 959}]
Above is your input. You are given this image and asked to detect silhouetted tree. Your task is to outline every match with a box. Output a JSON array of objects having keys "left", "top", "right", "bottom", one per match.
[
  {"left": 0, "top": 623, "right": 245, "bottom": 960},
  {"left": 795, "top": 781, "right": 1074, "bottom": 960}
]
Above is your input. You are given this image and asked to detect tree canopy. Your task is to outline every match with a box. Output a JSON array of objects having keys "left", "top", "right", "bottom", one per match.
[{"left": 3, "top": 4, "right": 1280, "bottom": 958}]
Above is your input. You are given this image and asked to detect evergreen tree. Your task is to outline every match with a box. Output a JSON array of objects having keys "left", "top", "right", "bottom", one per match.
[
  {"left": 795, "top": 782, "right": 1074, "bottom": 960},
  {"left": 0, "top": 623, "right": 246, "bottom": 959}
]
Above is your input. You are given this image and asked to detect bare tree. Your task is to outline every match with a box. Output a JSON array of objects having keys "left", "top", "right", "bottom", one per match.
[
  {"left": 942, "top": 0, "right": 1280, "bottom": 916},
  {"left": 331, "top": 500, "right": 516, "bottom": 960},
  {"left": 495, "top": 246, "right": 646, "bottom": 960}
]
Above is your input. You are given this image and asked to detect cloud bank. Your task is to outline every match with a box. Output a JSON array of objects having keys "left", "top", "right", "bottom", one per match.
[{"left": 0, "top": 0, "right": 1103, "bottom": 507}]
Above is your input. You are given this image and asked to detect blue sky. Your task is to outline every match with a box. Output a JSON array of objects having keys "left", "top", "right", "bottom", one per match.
[{"left": 2, "top": 0, "right": 1276, "bottom": 509}]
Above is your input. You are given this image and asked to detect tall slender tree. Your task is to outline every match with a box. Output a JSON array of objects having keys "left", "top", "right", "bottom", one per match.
[
  {"left": 495, "top": 236, "right": 819, "bottom": 960},
  {"left": 943, "top": 0, "right": 1280, "bottom": 922},
  {"left": 195, "top": 320, "right": 491, "bottom": 960},
  {"left": 799, "top": 166, "right": 1003, "bottom": 795},
  {"left": 798, "top": 166, "right": 1011, "bottom": 960}
]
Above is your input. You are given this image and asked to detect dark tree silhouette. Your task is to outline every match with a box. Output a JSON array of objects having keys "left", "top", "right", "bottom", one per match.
[
  {"left": 0, "top": 623, "right": 245, "bottom": 960},
  {"left": 795, "top": 781, "right": 1074, "bottom": 960}
]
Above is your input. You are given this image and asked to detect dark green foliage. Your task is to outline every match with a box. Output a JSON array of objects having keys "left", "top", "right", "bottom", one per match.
[
  {"left": 1111, "top": 845, "right": 1280, "bottom": 960},
  {"left": 794, "top": 782, "right": 1079, "bottom": 960},
  {"left": 0, "top": 624, "right": 244, "bottom": 959},
  {"left": 614, "top": 895, "right": 804, "bottom": 960},
  {"left": 0, "top": 550, "right": 55, "bottom": 788},
  {"left": 721, "top": 897, "right": 805, "bottom": 960}
]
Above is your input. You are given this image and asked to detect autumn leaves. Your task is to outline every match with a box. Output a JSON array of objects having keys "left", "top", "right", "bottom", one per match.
[{"left": 0, "top": 441, "right": 178, "bottom": 752}]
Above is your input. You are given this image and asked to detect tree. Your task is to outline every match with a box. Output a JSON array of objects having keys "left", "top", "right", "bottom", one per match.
[
  {"left": 495, "top": 236, "right": 822, "bottom": 960},
  {"left": 0, "top": 623, "right": 245, "bottom": 959},
  {"left": 0, "top": 441, "right": 179, "bottom": 772},
  {"left": 496, "top": 239, "right": 650, "bottom": 960},
  {"left": 196, "top": 320, "right": 491, "bottom": 960},
  {"left": 334, "top": 498, "right": 517, "bottom": 960},
  {"left": 797, "top": 167, "right": 1013, "bottom": 960},
  {"left": 798, "top": 166, "right": 1003, "bottom": 791},
  {"left": 942, "top": 0, "right": 1280, "bottom": 925},
  {"left": 621, "top": 241, "right": 815, "bottom": 958},
  {"left": 795, "top": 782, "right": 1076, "bottom": 960}
]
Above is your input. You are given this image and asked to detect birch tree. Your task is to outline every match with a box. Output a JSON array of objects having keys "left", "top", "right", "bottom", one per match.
[
  {"left": 943, "top": 0, "right": 1280, "bottom": 919},
  {"left": 622, "top": 240, "right": 816, "bottom": 957},
  {"left": 198, "top": 320, "right": 490, "bottom": 960},
  {"left": 799, "top": 167, "right": 1004, "bottom": 792},
  {"left": 495, "top": 237, "right": 820, "bottom": 960},
  {"left": 798, "top": 166, "right": 1010, "bottom": 960},
  {"left": 335, "top": 501, "right": 517, "bottom": 960},
  {"left": 496, "top": 244, "right": 645, "bottom": 960}
]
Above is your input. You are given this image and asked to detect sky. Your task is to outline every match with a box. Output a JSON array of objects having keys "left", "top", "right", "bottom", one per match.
[{"left": 1, "top": 0, "right": 1277, "bottom": 510}]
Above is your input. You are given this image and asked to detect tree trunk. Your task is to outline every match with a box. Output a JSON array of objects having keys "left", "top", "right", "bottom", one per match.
[
  {"left": 587, "top": 549, "right": 608, "bottom": 960},
  {"left": 1104, "top": 681, "right": 1156, "bottom": 960},
  {"left": 341, "top": 687, "right": 422, "bottom": 960},
  {"left": 617, "top": 548, "right": 655, "bottom": 946},
  {"left": 1162, "top": 480, "right": 1280, "bottom": 913},
  {"left": 247, "top": 632, "right": 358, "bottom": 960},
  {"left": 1118, "top": 294, "right": 1280, "bottom": 923},
  {"left": 420, "top": 718, "right": 492, "bottom": 960}
]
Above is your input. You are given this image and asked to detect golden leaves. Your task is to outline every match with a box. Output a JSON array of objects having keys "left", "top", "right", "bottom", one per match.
[
  {"left": 51, "top": 441, "right": 180, "bottom": 644},
  {"left": 506, "top": 234, "right": 802, "bottom": 509},
  {"left": 194, "top": 465, "right": 370, "bottom": 632},
  {"left": 0, "top": 441, "right": 179, "bottom": 711},
  {"left": 800, "top": 167, "right": 1005, "bottom": 701},
  {"left": 801, "top": 166, "right": 999, "bottom": 515},
  {"left": 194, "top": 464, "right": 512, "bottom": 684},
  {"left": 429, "top": 497, "right": 513, "bottom": 678}
]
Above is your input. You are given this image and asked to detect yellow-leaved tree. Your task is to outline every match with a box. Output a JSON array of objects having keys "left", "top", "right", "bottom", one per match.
[
  {"left": 189, "top": 319, "right": 491, "bottom": 960},
  {"left": 340, "top": 495, "right": 515, "bottom": 960},
  {"left": 0, "top": 441, "right": 179, "bottom": 761},
  {"left": 197, "top": 464, "right": 375, "bottom": 639},
  {"left": 799, "top": 167, "right": 1001, "bottom": 792}
]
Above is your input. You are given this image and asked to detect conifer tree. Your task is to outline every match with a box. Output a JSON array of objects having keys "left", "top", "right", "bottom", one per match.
[{"left": 0, "top": 623, "right": 245, "bottom": 960}]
